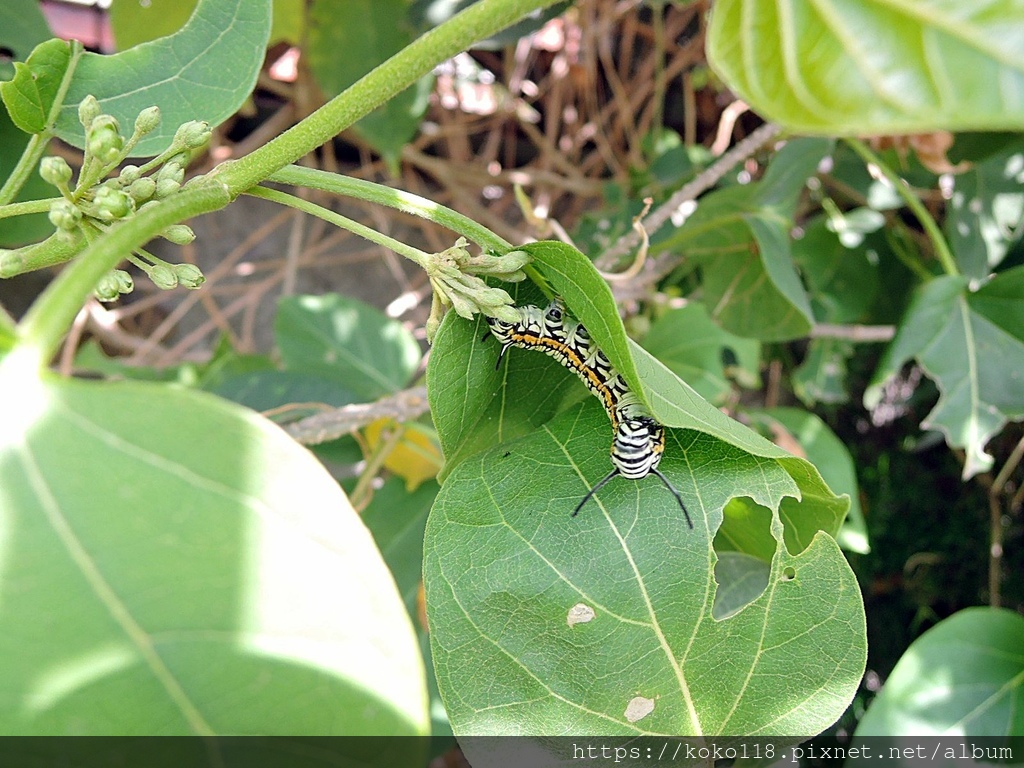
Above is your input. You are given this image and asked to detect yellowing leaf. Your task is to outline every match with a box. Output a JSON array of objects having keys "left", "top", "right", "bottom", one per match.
[{"left": 364, "top": 418, "right": 442, "bottom": 491}]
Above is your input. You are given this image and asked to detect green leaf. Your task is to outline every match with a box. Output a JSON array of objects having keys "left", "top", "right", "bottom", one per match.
[
  {"left": 428, "top": 280, "right": 582, "bottom": 481},
  {"left": 363, "top": 478, "right": 451, "bottom": 739},
  {"left": 754, "top": 137, "right": 833, "bottom": 208},
  {"left": 0, "top": 38, "right": 72, "bottom": 135},
  {"left": 946, "top": 139, "right": 1024, "bottom": 280},
  {"left": 274, "top": 294, "right": 422, "bottom": 401},
  {"left": 854, "top": 607, "right": 1024, "bottom": 737},
  {"left": 752, "top": 407, "right": 869, "bottom": 554},
  {"left": 213, "top": 369, "right": 358, "bottom": 414},
  {"left": 270, "top": 0, "right": 306, "bottom": 46},
  {"left": 865, "top": 269, "right": 1024, "bottom": 478},
  {"left": 425, "top": 403, "right": 866, "bottom": 735},
  {"left": 55, "top": 0, "right": 271, "bottom": 158},
  {"left": 0, "top": 0, "right": 52, "bottom": 83},
  {"left": 0, "top": 106, "right": 56, "bottom": 246},
  {"left": 641, "top": 304, "right": 761, "bottom": 404},
  {"left": 430, "top": 243, "right": 847, "bottom": 555},
  {"left": 111, "top": 0, "right": 304, "bottom": 49},
  {"left": 661, "top": 186, "right": 813, "bottom": 341},
  {"left": 307, "top": 0, "right": 432, "bottom": 165},
  {"left": 110, "top": 0, "right": 199, "bottom": 50},
  {"left": 792, "top": 214, "right": 881, "bottom": 323},
  {"left": 708, "top": 0, "right": 1024, "bottom": 135},
  {"left": 0, "top": 371, "right": 428, "bottom": 735},
  {"left": 793, "top": 338, "right": 854, "bottom": 406}
]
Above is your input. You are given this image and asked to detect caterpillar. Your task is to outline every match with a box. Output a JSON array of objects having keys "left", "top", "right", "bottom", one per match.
[{"left": 486, "top": 299, "right": 693, "bottom": 527}]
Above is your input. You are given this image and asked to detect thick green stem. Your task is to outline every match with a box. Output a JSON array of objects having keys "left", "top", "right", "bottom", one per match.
[
  {"left": 214, "top": 0, "right": 560, "bottom": 195},
  {"left": 268, "top": 165, "right": 512, "bottom": 253},
  {"left": 0, "top": 232, "right": 86, "bottom": 278},
  {"left": 0, "top": 196, "right": 61, "bottom": 220},
  {"left": 17, "top": 179, "right": 230, "bottom": 369},
  {"left": 11, "top": 0, "right": 557, "bottom": 367},
  {"left": 846, "top": 138, "right": 959, "bottom": 278},
  {"left": 247, "top": 185, "right": 432, "bottom": 266}
]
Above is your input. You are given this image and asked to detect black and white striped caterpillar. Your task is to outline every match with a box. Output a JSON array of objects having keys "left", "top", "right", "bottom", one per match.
[{"left": 486, "top": 299, "right": 693, "bottom": 526}]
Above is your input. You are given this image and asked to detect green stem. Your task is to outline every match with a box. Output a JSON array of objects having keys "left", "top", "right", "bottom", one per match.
[
  {"left": 268, "top": 165, "right": 512, "bottom": 252},
  {"left": 0, "top": 196, "right": 61, "bottom": 220},
  {"left": 12, "top": 0, "right": 557, "bottom": 366},
  {"left": 0, "top": 132, "right": 51, "bottom": 206},
  {"left": 17, "top": 179, "right": 230, "bottom": 370},
  {"left": 845, "top": 138, "right": 958, "bottom": 277},
  {"left": 248, "top": 185, "right": 430, "bottom": 266},
  {"left": 213, "top": 0, "right": 560, "bottom": 195}
]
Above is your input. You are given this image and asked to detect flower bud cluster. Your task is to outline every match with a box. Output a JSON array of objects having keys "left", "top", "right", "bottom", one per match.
[
  {"left": 38, "top": 95, "right": 214, "bottom": 297},
  {"left": 424, "top": 239, "right": 531, "bottom": 341}
]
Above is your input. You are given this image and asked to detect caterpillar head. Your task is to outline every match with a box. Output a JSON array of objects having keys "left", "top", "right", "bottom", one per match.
[
  {"left": 611, "top": 415, "right": 665, "bottom": 479},
  {"left": 485, "top": 315, "right": 516, "bottom": 346}
]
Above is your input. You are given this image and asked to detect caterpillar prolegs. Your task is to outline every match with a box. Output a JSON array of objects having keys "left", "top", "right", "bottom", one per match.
[{"left": 486, "top": 299, "right": 693, "bottom": 527}]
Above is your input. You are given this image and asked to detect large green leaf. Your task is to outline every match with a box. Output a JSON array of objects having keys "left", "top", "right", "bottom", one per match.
[
  {"left": 946, "top": 139, "right": 1024, "bottom": 280},
  {"left": 865, "top": 268, "right": 1024, "bottom": 478},
  {"left": 306, "top": 0, "right": 432, "bottom": 166},
  {"left": 854, "top": 607, "right": 1024, "bottom": 737},
  {"left": 708, "top": 0, "right": 1024, "bottom": 135},
  {"left": 0, "top": 369, "right": 428, "bottom": 735},
  {"left": 274, "top": 293, "right": 422, "bottom": 401},
  {"left": 55, "top": 0, "right": 271, "bottom": 157},
  {"left": 430, "top": 245, "right": 848, "bottom": 557},
  {"left": 425, "top": 403, "right": 866, "bottom": 736}
]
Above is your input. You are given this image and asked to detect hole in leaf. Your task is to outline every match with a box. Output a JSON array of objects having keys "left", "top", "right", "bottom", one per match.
[{"left": 781, "top": 566, "right": 797, "bottom": 581}]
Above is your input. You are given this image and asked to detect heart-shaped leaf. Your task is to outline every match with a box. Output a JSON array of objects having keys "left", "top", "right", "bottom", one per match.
[{"left": 425, "top": 403, "right": 866, "bottom": 735}]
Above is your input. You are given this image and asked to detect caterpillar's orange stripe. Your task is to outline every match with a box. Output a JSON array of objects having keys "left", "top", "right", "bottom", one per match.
[{"left": 504, "top": 329, "right": 620, "bottom": 422}]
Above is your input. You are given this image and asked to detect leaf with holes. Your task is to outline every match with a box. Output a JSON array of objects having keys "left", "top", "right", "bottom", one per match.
[
  {"left": 865, "top": 268, "right": 1024, "bottom": 478},
  {"left": 425, "top": 402, "right": 866, "bottom": 736},
  {"left": 429, "top": 258, "right": 848, "bottom": 558},
  {"left": 708, "top": 0, "right": 1024, "bottom": 135}
]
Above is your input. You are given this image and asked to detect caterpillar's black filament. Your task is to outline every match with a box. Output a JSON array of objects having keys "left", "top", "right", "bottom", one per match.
[{"left": 487, "top": 299, "right": 692, "bottom": 527}]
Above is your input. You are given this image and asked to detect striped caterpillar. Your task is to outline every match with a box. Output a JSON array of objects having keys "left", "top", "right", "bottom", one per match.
[{"left": 486, "top": 299, "right": 693, "bottom": 526}]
